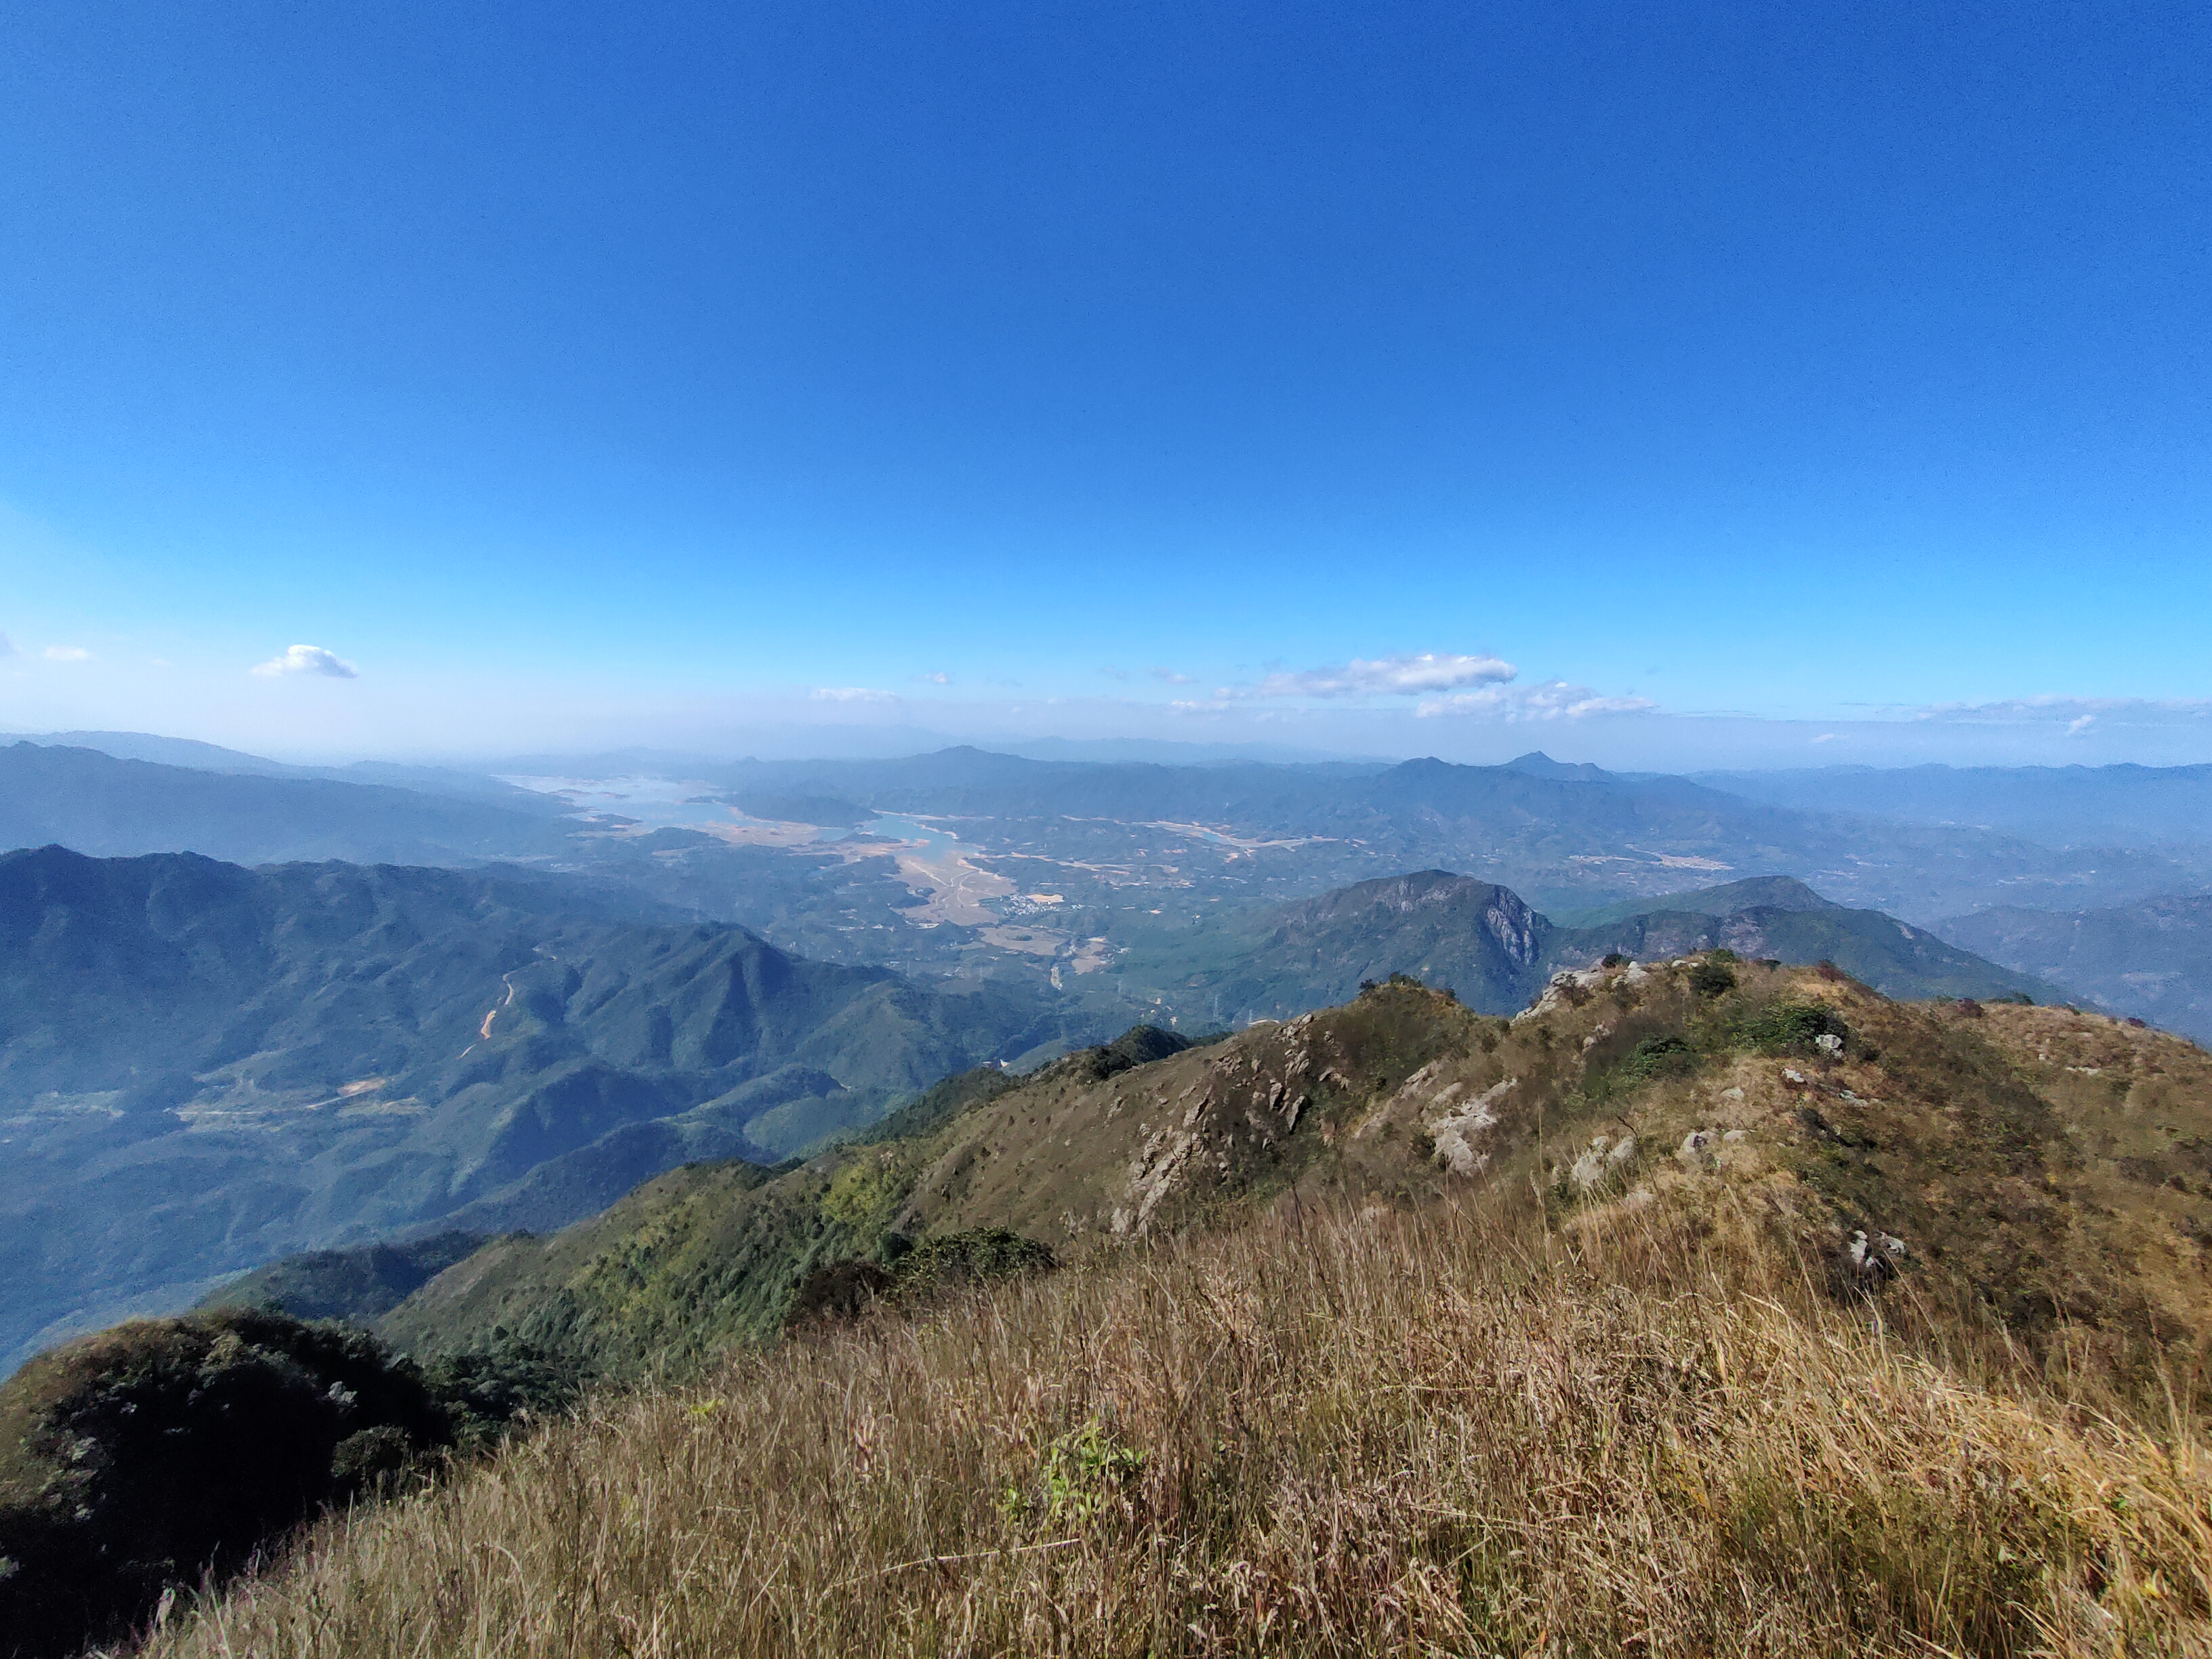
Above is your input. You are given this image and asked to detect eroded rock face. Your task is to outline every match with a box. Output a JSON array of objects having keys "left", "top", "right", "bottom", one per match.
[
  {"left": 1570, "top": 1132, "right": 1638, "bottom": 1190},
  {"left": 1482, "top": 888, "right": 1544, "bottom": 968},
  {"left": 1429, "top": 1077, "right": 1517, "bottom": 1176},
  {"left": 1516, "top": 966, "right": 1611, "bottom": 1023}
]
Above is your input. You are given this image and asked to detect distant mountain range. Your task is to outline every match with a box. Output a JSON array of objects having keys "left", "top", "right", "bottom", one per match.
[
  {"left": 0, "top": 743, "right": 575, "bottom": 867},
  {"left": 0, "top": 846, "right": 1099, "bottom": 1369},
  {"left": 12, "top": 733, "right": 2210, "bottom": 927},
  {"left": 7, "top": 731, "right": 573, "bottom": 808},
  {"left": 1696, "top": 761, "right": 2212, "bottom": 852}
]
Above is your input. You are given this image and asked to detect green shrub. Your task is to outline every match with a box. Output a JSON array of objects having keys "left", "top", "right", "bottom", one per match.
[
  {"left": 1687, "top": 959, "right": 1739, "bottom": 998},
  {"left": 1615, "top": 1034, "right": 1698, "bottom": 1084},
  {"left": 893, "top": 1227, "right": 1056, "bottom": 1292},
  {"left": 420, "top": 1335, "right": 584, "bottom": 1452},
  {"left": 0, "top": 1309, "right": 453, "bottom": 1659},
  {"left": 783, "top": 1258, "right": 897, "bottom": 1330},
  {"left": 783, "top": 1229, "right": 1057, "bottom": 1332},
  {"left": 1736, "top": 1002, "right": 1849, "bottom": 1055}
]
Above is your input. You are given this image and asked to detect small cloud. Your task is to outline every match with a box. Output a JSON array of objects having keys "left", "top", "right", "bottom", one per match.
[
  {"left": 44, "top": 644, "right": 91, "bottom": 661},
  {"left": 0, "top": 632, "right": 15, "bottom": 657},
  {"left": 2066, "top": 714, "right": 2097, "bottom": 736},
  {"left": 253, "top": 644, "right": 357, "bottom": 678},
  {"left": 1098, "top": 665, "right": 1131, "bottom": 682},
  {"left": 912, "top": 671, "right": 951, "bottom": 685},
  {"left": 1257, "top": 651, "right": 1517, "bottom": 700},
  {"left": 1149, "top": 667, "right": 1195, "bottom": 685},
  {"left": 811, "top": 686, "right": 897, "bottom": 704},
  {"left": 1415, "top": 681, "right": 1656, "bottom": 722},
  {"left": 1812, "top": 732, "right": 1839, "bottom": 744}
]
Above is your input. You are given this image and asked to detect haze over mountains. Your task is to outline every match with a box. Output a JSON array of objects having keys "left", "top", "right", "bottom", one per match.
[
  {"left": 1698, "top": 762, "right": 2212, "bottom": 851},
  {"left": 1941, "top": 895, "right": 2212, "bottom": 1044},
  {"left": 0, "top": 743, "right": 571, "bottom": 867}
]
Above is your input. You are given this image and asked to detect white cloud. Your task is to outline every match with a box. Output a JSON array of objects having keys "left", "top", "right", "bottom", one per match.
[
  {"left": 1149, "top": 666, "right": 1195, "bottom": 685},
  {"left": 44, "top": 644, "right": 91, "bottom": 661},
  {"left": 253, "top": 643, "right": 358, "bottom": 679},
  {"left": 811, "top": 686, "right": 897, "bottom": 704},
  {"left": 1415, "top": 680, "right": 1656, "bottom": 722},
  {"left": 2066, "top": 714, "right": 2096, "bottom": 736},
  {"left": 912, "top": 671, "right": 951, "bottom": 685},
  {"left": 1812, "top": 732, "right": 1839, "bottom": 743},
  {"left": 0, "top": 632, "right": 14, "bottom": 657},
  {"left": 1256, "top": 651, "right": 1517, "bottom": 699}
]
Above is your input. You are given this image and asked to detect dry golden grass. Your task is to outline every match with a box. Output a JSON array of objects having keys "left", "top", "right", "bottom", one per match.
[{"left": 147, "top": 1191, "right": 2212, "bottom": 1658}]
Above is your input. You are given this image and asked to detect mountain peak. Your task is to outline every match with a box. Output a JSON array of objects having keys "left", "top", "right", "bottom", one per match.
[
  {"left": 1503, "top": 752, "right": 1611, "bottom": 781},
  {"left": 1675, "top": 876, "right": 1841, "bottom": 914}
]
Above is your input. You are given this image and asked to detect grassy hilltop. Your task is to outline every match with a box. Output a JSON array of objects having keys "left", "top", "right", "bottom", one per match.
[{"left": 13, "top": 956, "right": 2212, "bottom": 1655}]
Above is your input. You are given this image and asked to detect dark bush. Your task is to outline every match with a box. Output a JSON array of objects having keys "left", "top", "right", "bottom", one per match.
[
  {"left": 1601, "top": 953, "right": 1627, "bottom": 968},
  {"left": 1736, "top": 1001, "right": 1849, "bottom": 1055},
  {"left": 783, "top": 1258, "right": 897, "bottom": 1329},
  {"left": 419, "top": 1335, "right": 583, "bottom": 1452},
  {"left": 1615, "top": 1034, "right": 1697, "bottom": 1084},
  {"left": 784, "top": 1229, "right": 1057, "bottom": 1333},
  {"left": 0, "top": 1309, "right": 452, "bottom": 1659},
  {"left": 1687, "top": 959, "right": 1739, "bottom": 998},
  {"left": 896, "top": 1227, "right": 1057, "bottom": 1289}
]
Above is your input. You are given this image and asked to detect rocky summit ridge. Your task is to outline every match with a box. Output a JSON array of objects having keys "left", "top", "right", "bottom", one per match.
[{"left": 375, "top": 951, "right": 2212, "bottom": 1394}]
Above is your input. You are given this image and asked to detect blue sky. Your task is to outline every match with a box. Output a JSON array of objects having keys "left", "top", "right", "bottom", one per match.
[{"left": 2, "top": 1, "right": 2207, "bottom": 764}]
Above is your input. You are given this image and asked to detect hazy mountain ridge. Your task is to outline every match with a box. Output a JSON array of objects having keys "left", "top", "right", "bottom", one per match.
[
  {"left": 0, "top": 743, "right": 579, "bottom": 867},
  {"left": 7, "top": 736, "right": 2206, "bottom": 996},
  {"left": 1698, "top": 760, "right": 2212, "bottom": 851},
  {"left": 8, "top": 732, "right": 573, "bottom": 813},
  {"left": 1103, "top": 869, "right": 2053, "bottom": 1025}
]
